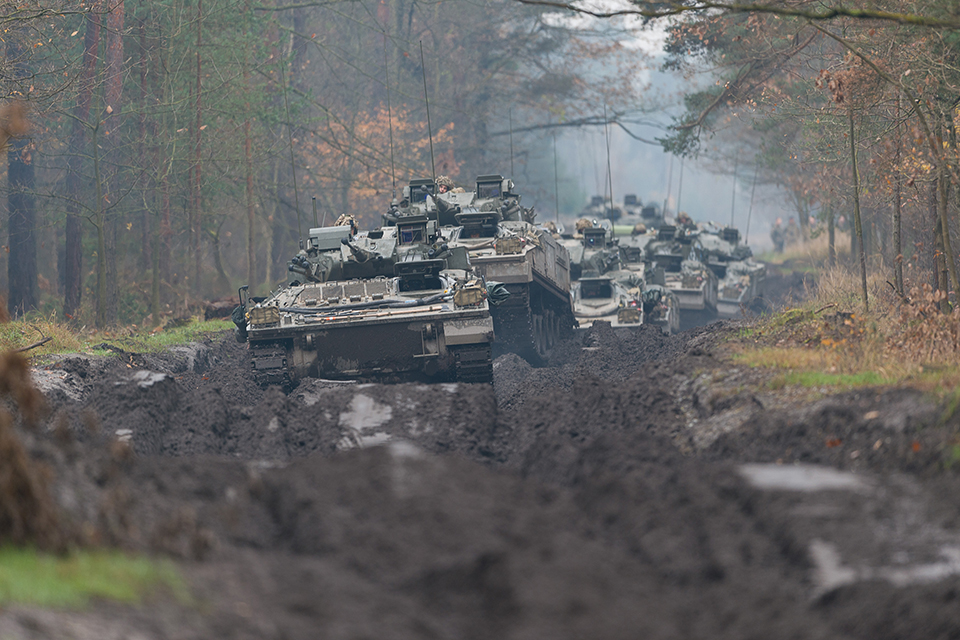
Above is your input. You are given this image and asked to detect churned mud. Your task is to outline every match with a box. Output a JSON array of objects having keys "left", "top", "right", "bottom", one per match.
[{"left": 3, "top": 319, "right": 960, "bottom": 639}]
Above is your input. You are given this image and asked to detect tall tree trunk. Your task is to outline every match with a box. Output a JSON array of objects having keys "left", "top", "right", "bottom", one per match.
[
  {"left": 64, "top": 3, "right": 101, "bottom": 319},
  {"left": 6, "top": 41, "right": 37, "bottom": 318},
  {"left": 893, "top": 95, "right": 903, "bottom": 295},
  {"left": 8, "top": 135, "right": 37, "bottom": 318},
  {"left": 138, "top": 18, "right": 153, "bottom": 280},
  {"left": 941, "top": 118, "right": 960, "bottom": 299},
  {"left": 193, "top": 0, "right": 203, "bottom": 293},
  {"left": 937, "top": 157, "right": 953, "bottom": 313},
  {"left": 101, "top": 0, "right": 124, "bottom": 326},
  {"left": 849, "top": 108, "right": 868, "bottom": 311},
  {"left": 827, "top": 203, "right": 836, "bottom": 266}
]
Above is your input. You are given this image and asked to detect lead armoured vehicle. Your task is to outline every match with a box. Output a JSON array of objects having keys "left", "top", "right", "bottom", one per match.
[
  {"left": 235, "top": 217, "right": 496, "bottom": 386},
  {"left": 434, "top": 175, "right": 574, "bottom": 363}
]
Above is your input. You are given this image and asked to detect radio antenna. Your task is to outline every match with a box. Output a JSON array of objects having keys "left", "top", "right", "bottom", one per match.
[
  {"left": 383, "top": 32, "right": 397, "bottom": 200},
  {"left": 730, "top": 155, "right": 738, "bottom": 227},
  {"left": 509, "top": 108, "right": 515, "bottom": 177},
  {"left": 280, "top": 48, "right": 302, "bottom": 247},
  {"left": 312, "top": 196, "right": 318, "bottom": 227},
  {"left": 419, "top": 41, "right": 436, "bottom": 184},
  {"left": 553, "top": 131, "right": 560, "bottom": 224},
  {"left": 603, "top": 105, "right": 614, "bottom": 220}
]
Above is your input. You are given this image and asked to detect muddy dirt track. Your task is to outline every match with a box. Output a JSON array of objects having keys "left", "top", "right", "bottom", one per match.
[{"left": 5, "top": 319, "right": 960, "bottom": 639}]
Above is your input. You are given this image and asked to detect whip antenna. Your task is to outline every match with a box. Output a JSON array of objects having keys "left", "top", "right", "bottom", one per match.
[
  {"left": 280, "top": 49, "right": 302, "bottom": 246},
  {"left": 730, "top": 155, "right": 738, "bottom": 227},
  {"left": 603, "top": 105, "right": 614, "bottom": 220},
  {"left": 312, "top": 196, "right": 318, "bottom": 227},
  {"left": 553, "top": 131, "right": 560, "bottom": 224},
  {"left": 509, "top": 108, "right": 515, "bottom": 176},
  {"left": 419, "top": 41, "right": 436, "bottom": 184},
  {"left": 384, "top": 32, "right": 397, "bottom": 200}
]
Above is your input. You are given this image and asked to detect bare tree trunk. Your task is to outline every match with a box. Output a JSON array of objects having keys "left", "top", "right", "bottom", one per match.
[
  {"left": 101, "top": 0, "right": 124, "bottom": 326},
  {"left": 64, "top": 3, "right": 101, "bottom": 319},
  {"left": 893, "top": 94, "right": 903, "bottom": 295},
  {"left": 942, "top": 118, "right": 960, "bottom": 299},
  {"left": 827, "top": 203, "right": 836, "bottom": 266},
  {"left": 138, "top": 18, "right": 152, "bottom": 280},
  {"left": 849, "top": 108, "right": 868, "bottom": 311},
  {"left": 193, "top": 0, "right": 203, "bottom": 293},
  {"left": 937, "top": 159, "right": 953, "bottom": 312},
  {"left": 8, "top": 135, "right": 37, "bottom": 318}
]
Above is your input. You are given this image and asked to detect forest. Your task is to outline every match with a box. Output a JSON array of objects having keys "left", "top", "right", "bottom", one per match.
[{"left": 2, "top": 0, "right": 960, "bottom": 325}]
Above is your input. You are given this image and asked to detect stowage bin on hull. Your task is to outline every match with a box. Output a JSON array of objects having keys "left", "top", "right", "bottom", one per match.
[{"left": 235, "top": 218, "right": 495, "bottom": 387}]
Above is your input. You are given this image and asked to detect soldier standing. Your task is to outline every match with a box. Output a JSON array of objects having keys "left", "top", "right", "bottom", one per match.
[{"left": 771, "top": 218, "right": 785, "bottom": 253}]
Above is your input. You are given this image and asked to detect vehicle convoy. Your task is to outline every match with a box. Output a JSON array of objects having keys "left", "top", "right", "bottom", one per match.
[
  {"left": 561, "top": 219, "right": 681, "bottom": 334},
  {"left": 580, "top": 195, "right": 622, "bottom": 223},
  {"left": 432, "top": 174, "right": 574, "bottom": 363},
  {"left": 616, "top": 195, "right": 665, "bottom": 235},
  {"left": 698, "top": 226, "right": 766, "bottom": 318},
  {"left": 234, "top": 216, "right": 496, "bottom": 386},
  {"left": 643, "top": 224, "right": 718, "bottom": 328}
]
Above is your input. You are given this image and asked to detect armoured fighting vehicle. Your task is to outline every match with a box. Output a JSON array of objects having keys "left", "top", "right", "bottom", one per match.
[
  {"left": 643, "top": 224, "right": 718, "bottom": 328},
  {"left": 570, "top": 272, "right": 643, "bottom": 329},
  {"left": 699, "top": 226, "right": 766, "bottom": 317},
  {"left": 617, "top": 195, "right": 665, "bottom": 235},
  {"left": 581, "top": 195, "right": 622, "bottom": 223},
  {"left": 560, "top": 221, "right": 622, "bottom": 281},
  {"left": 561, "top": 220, "right": 681, "bottom": 334},
  {"left": 435, "top": 174, "right": 574, "bottom": 363},
  {"left": 234, "top": 217, "right": 496, "bottom": 386}
]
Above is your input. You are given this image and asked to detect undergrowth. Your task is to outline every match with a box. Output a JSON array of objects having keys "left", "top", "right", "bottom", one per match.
[{"left": 732, "top": 262, "right": 960, "bottom": 394}]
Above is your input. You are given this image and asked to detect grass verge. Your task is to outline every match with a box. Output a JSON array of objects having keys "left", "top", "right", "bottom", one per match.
[
  {"left": 0, "top": 547, "right": 189, "bottom": 608},
  {"left": 0, "top": 317, "right": 233, "bottom": 358},
  {"left": 728, "top": 261, "right": 960, "bottom": 395}
]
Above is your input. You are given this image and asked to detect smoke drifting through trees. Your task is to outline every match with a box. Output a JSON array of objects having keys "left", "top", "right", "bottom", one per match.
[{"left": 0, "top": 0, "right": 642, "bottom": 326}]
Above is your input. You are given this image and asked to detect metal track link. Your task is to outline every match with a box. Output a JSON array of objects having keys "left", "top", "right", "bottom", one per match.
[
  {"left": 249, "top": 343, "right": 291, "bottom": 389},
  {"left": 452, "top": 344, "right": 493, "bottom": 383}
]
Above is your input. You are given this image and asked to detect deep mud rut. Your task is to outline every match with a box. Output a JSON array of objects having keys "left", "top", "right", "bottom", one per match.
[{"left": 5, "top": 320, "right": 960, "bottom": 639}]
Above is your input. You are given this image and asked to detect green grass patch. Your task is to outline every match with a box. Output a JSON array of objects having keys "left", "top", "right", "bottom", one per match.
[
  {"left": 0, "top": 317, "right": 233, "bottom": 358},
  {"left": 0, "top": 547, "right": 189, "bottom": 608},
  {"left": 108, "top": 319, "right": 234, "bottom": 353},
  {"left": 772, "top": 370, "right": 897, "bottom": 390}
]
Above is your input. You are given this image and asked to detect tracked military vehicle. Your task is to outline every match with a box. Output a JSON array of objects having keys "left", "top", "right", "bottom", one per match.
[
  {"left": 699, "top": 226, "right": 766, "bottom": 318},
  {"left": 559, "top": 222, "right": 622, "bottom": 281},
  {"left": 570, "top": 272, "right": 642, "bottom": 329},
  {"left": 235, "top": 217, "right": 495, "bottom": 386},
  {"left": 559, "top": 219, "right": 681, "bottom": 334},
  {"left": 643, "top": 224, "right": 718, "bottom": 328},
  {"left": 434, "top": 175, "right": 574, "bottom": 364},
  {"left": 581, "top": 195, "right": 622, "bottom": 223}
]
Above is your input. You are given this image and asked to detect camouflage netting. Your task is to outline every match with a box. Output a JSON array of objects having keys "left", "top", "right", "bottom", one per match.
[{"left": 334, "top": 214, "right": 358, "bottom": 235}]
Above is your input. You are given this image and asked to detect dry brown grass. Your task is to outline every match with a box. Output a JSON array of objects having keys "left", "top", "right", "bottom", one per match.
[{"left": 732, "top": 263, "right": 960, "bottom": 392}]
